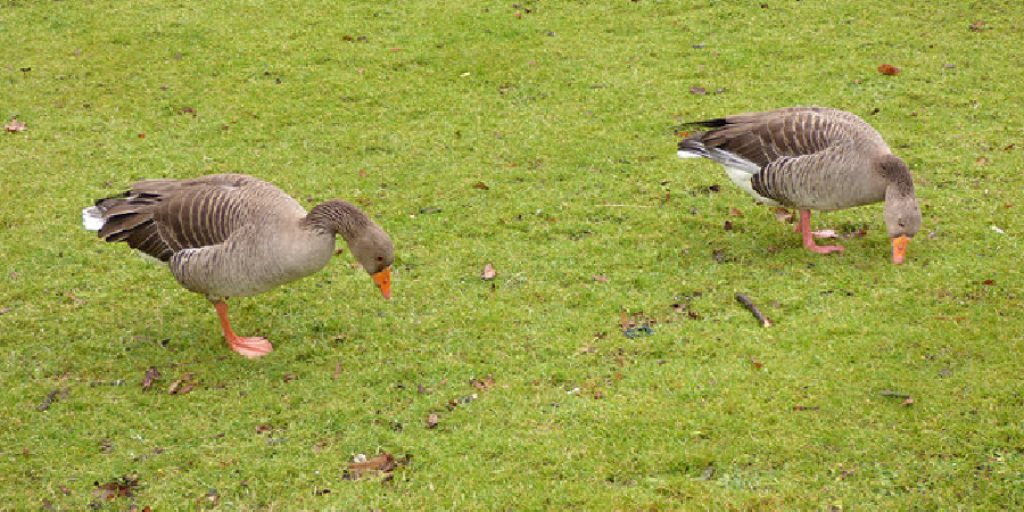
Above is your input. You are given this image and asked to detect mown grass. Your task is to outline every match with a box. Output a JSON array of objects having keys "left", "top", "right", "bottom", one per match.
[{"left": 2, "top": 0, "right": 1023, "bottom": 509}]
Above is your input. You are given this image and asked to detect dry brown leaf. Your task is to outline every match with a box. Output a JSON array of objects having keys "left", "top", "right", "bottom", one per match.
[
  {"left": 689, "top": 86, "right": 707, "bottom": 95},
  {"left": 975, "top": 156, "right": 989, "bottom": 166},
  {"left": 4, "top": 118, "right": 26, "bottom": 133},
  {"left": 255, "top": 424, "right": 273, "bottom": 434},
  {"left": 141, "top": 367, "right": 161, "bottom": 391},
  {"left": 343, "top": 452, "right": 410, "bottom": 480},
  {"left": 481, "top": 263, "right": 497, "bottom": 280},
  {"left": 593, "top": 274, "right": 609, "bottom": 283},
  {"left": 969, "top": 20, "right": 987, "bottom": 32},
  {"left": 92, "top": 475, "right": 139, "bottom": 501},
  {"left": 470, "top": 376, "right": 495, "bottom": 391},
  {"left": 729, "top": 207, "right": 743, "bottom": 217},
  {"left": 426, "top": 413, "right": 439, "bottom": 429},
  {"left": 473, "top": 181, "right": 490, "bottom": 190},
  {"left": 168, "top": 373, "right": 196, "bottom": 395},
  {"left": 772, "top": 207, "right": 794, "bottom": 224},
  {"left": 902, "top": 397, "right": 914, "bottom": 407},
  {"left": 877, "top": 64, "right": 901, "bottom": 76},
  {"left": 751, "top": 358, "right": 764, "bottom": 370}
]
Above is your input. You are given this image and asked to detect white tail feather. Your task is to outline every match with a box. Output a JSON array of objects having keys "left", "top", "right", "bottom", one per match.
[
  {"left": 82, "top": 206, "right": 105, "bottom": 231},
  {"left": 676, "top": 150, "right": 704, "bottom": 159}
]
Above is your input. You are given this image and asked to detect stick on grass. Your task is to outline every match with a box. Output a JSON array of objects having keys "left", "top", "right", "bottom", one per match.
[{"left": 736, "top": 293, "right": 772, "bottom": 327}]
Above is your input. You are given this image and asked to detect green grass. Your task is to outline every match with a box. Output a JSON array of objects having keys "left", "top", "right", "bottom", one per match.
[{"left": 2, "top": 0, "right": 1023, "bottom": 509}]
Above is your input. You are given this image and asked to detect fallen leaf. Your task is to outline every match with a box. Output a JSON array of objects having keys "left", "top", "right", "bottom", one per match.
[
  {"left": 333, "top": 362, "right": 343, "bottom": 380},
  {"left": 92, "top": 475, "right": 139, "bottom": 501},
  {"left": 137, "top": 133, "right": 146, "bottom": 139},
  {"left": 100, "top": 438, "right": 114, "bottom": 454},
  {"left": 969, "top": 20, "right": 987, "bottom": 32},
  {"left": 470, "top": 376, "right": 495, "bottom": 391},
  {"left": 481, "top": 263, "right": 497, "bottom": 280},
  {"left": 168, "top": 373, "right": 196, "bottom": 395},
  {"left": 982, "top": 279, "right": 995, "bottom": 286},
  {"left": 36, "top": 388, "right": 68, "bottom": 412},
  {"left": 751, "top": 358, "right": 764, "bottom": 370},
  {"left": 792, "top": 405, "right": 820, "bottom": 411},
  {"left": 141, "top": 367, "right": 161, "bottom": 391},
  {"left": 282, "top": 373, "right": 297, "bottom": 383},
  {"left": 4, "top": 118, "right": 27, "bottom": 133},
  {"left": 772, "top": 207, "right": 794, "bottom": 224},
  {"left": 902, "top": 397, "right": 914, "bottom": 407},
  {"left": 426, "top": 413, "right": 439, "bottom": 429},
  {"left": 593, "top": 274, "right": 609, "bottom": 283},
  {"left": 689, "top": 86, "right": 707, "bottom": 95},
  {"left": 343, "top": 452, "right": 411, "bottom": 481},
  {"left": 447, "top": 393, "right": 478, "bottom": 410},
  {"left": 255, "top": 424, "right": 273, "bottom": 434},
  {"left": 975, "top": 156, "right": 989, "bottom": 166},
  {"left": 877, "top": 64, "right": 901, "bottom": 76},
  {"left": 473, "top": 181, "right": 489, "bottom": 190},
  {"left": 723, "top": 220, "right": 734, "bottom": 231},
  {"left": 729, "top": 207, "right": 743, "bottom": 217},
  {"left": 593, "top": 390, "right": 605, "bottom": 400}
]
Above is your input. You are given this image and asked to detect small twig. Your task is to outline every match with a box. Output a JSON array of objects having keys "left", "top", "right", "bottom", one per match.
[
  {"left": 880, "top": 390, "right": 911, "bottom": 399},
  {"left": 735, "top": 293, "right": 772, "bottom": 327}
]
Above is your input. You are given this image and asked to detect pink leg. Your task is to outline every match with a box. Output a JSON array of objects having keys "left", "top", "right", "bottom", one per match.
[
  {"left": 213, "top": 301, "right": 273, "bottom": 358},
  {"left": 797, "top": 210, "right": 844, "bottom": 255}
]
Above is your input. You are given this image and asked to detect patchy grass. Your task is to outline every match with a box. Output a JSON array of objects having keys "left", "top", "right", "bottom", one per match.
[{"left": 2, "top": 0, "right": 1023, "bottom": 509}]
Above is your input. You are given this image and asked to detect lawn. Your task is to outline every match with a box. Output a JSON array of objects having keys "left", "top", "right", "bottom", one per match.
[{"left": 2, "top": 0, "right": 1023, "bottom": 509}]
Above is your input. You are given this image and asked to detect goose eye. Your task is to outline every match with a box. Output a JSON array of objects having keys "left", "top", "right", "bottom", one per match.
[{"left": 377, "top": 256, "right": 384, "bottom": 262}]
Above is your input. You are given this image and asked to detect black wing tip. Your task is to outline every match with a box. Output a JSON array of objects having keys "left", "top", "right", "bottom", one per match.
[{"left": 678, "top": 117, "right": 728, "bottom": 130}]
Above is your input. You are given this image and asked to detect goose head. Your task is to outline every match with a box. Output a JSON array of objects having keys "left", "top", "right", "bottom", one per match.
[
  {"left": 879, "top": 155, "right": 921, "bottom": 264},
  {"left": 309, "top": 200, "right": 395, "bottom": 298},
  {"left": 349, "top": 223, "right": 395, "bottom": 299}
]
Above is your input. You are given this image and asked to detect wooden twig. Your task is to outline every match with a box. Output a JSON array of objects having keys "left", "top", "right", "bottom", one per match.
[
  {"left": 880, "top": 390, "right": 911, "bottom": 399},
  {"left": 735, "top": 293, "right": 772, "bottom": 327}
]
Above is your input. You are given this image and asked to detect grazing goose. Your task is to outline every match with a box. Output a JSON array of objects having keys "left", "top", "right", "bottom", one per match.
[
  {"left": 677, "top": 107, "right": 921, "bottom": 263},
  {"left": 82, "top": 174, "right": 394, "bottom": 358}
]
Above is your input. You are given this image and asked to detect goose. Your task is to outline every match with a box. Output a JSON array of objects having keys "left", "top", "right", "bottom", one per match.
[
  {"left": 82, "top": 174, "right": 394, "bottom": 358},
  {"left": 677, "top": 107, "right": 921, "bottom": 263}
]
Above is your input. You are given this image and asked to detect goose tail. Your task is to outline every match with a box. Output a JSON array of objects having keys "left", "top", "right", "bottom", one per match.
[{"left": 82, "top": 205, "right": 105, "bottom": 231}]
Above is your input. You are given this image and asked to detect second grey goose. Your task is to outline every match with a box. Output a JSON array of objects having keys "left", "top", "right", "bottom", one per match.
[
  {"left": 82, "top": 174, "right": 394, "bottom": 358},
  {"left": 677, "top": 106, "right": 921, "bottom": 263}
]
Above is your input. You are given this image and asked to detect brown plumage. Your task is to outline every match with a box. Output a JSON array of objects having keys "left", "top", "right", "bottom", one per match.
[
  {"left": 83, "top": 174, "right": 394, "bottom": 358},
  {"left": 677, "top": 107, "right": 921, "bottom": 263}
]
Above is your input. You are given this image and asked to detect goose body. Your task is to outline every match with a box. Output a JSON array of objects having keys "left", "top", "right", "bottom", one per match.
[
  {"left": 677, "top": 107, "right": 921, "bottom": 263},
  {"left": 83, "top": 174, "right": 394, "bottom": 358}
]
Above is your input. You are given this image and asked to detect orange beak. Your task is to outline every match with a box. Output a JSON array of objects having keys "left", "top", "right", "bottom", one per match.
[
  {"left": 372, "top": 266, "right": 392, "bottom": 300},
  {"left": 891, "top": 235, "right": 910, "bottom": 264}
]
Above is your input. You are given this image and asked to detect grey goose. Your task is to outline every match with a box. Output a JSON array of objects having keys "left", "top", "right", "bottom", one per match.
[
  {"left": 83, "top": 174, "right": 394, "bottom": 358},
  {"left": 677, "top": 107, "right": 921, "bottom": 263}
]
